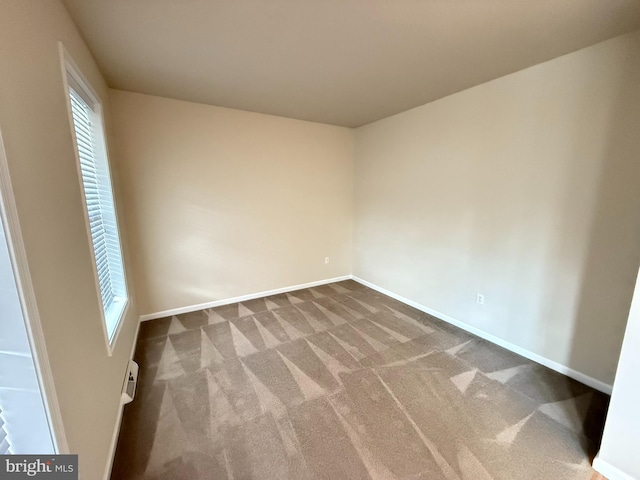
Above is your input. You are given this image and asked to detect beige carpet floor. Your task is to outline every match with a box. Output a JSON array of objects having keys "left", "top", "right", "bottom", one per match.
[{"left": 111, "top": 280, "right": 609, "bottom": 480}]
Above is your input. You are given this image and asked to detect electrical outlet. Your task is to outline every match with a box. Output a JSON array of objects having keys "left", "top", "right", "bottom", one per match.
[
  {"left": 476, "top": 294, "right": 485, "bottom": 305},
  {"left": 324, "top": 257, "right": 330, "bottom": 264}
]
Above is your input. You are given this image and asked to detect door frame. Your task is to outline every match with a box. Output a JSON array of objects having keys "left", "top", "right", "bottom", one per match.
[{"left": 0, "top": 128, "right": 68, "bottom": 453}]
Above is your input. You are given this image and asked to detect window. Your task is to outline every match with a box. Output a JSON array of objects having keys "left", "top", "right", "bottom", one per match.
[
  {"left": 62, "top": 50, "right": 128, "bottom": 350},
  {"left": 0, "top": 212, "right": 55, "bottom": 454},
  {"left": 0, "top": 406, "right": 8, "bottom": 454}
]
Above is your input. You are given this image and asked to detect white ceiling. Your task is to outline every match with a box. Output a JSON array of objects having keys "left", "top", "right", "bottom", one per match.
[{"left": 62, "top": 0, "right": 640, "bottom": 128}]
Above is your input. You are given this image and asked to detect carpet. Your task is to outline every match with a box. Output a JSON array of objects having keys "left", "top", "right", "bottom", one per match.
[{"left": 111, "top": 280, "right": 608, "bottom": 479}]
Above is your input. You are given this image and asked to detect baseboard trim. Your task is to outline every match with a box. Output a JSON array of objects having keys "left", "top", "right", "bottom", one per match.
[
  {"left": 139, "top": 273, "right": 613, "bottom": 393},
  {"left": 593, "top": 456, "right": 636, "bottom": 480},
  {"left": 352, "top": 276, "right": 613, "bottom": 395},
  {"left": 103, "top": 317, "right": 141, "bottom": 480},
  {"left": 139, "top": 275, "right": 353, "bottom": 322}
]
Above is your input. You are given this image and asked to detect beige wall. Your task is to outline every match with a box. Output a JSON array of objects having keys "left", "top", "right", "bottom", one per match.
[
  {"left": 354, "top": 30, "right": 640, "bottom": 386},
  {"left": 0, "top": 1, "right": 139, "bottom": 478},
  {"left": 110, "top": 90, "right": 354, "bottom": 316}
]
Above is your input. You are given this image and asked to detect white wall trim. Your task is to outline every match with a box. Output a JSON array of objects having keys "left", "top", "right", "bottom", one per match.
[
  {"left": 140, "top": 272, "right": 614, "bottom": 394},
  {"left": 352, "top": 275, "right": 613, "bottom": 394},
  {"left": 140, "top": 275, "right": 352, "bottom": 321},
  {"left": 593, "top": 456, "right": 636, "bottom": 480},
  {"left": 0, "top": 130, "right": 69, "bottom": 453},
  {"left": 102, "top": 317, "right": 141, "bottom": 480}
]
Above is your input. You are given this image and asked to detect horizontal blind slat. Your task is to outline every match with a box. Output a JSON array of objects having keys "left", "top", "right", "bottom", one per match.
[{"left": 0, "top": 406, "right": 11, "bottom": 454}]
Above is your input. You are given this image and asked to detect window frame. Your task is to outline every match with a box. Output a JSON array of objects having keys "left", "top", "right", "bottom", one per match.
[
  {"left": 59, "top": 44, "right": 128, "bottom": 356},
  {"left": 0, "top": 127, "right": 67, "bottom": 453}
]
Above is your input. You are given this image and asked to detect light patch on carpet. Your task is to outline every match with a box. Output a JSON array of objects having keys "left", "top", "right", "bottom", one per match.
[
  {"left": 273, "top": 311, "right": 306, "bottom": 340},
  {"left": 329, "top": 284, "right": 351, "bottom": 294},
  {"left": 339, "top": 303, "right": 365, "bottom": 320},
  {"left": 298, "top": 306, "right": 331, "bottom": 332},
  {"left": 495, "top": 413, "right": 534, "bottom": 444},
  {"left": 254, "top": 317, "right": 282, "bottom": 349},
  {"left": 385, "top": 351, "right": 432, "bottom": 368},
  {"left": 206, "top": 309, "right": 228, "bottom": 324},
  {"left": 310, "top": 288, "right": 325, "bottom": 299},
  {"left": 328, "top": 397, "right": 397, "bottom": 480},
  {"left": 306, "top": 339, "right": 351, "bottom": 385},
  {"left": 145, "top": 386, "right": 186, "bottom": 477},
  {"left": 350, "top": 297, "right": 379, "bottom": 313},
  {"left": 200, "top": 329, "right": 224, "bottom": 368},
  {"left": 230, "top": 322, "right": 259, "bottom": 357},
  {"left": 277, "top": 350, "right": 326, "bottom": 400},
  {"left": 539, "top": 393, "right": 592, "bottom": 433},
  {"left": 237, "top": 303, "right": 254, "bottom": 317},
  {"left": 450, "top": 369, "right": 478, "bottom": 395},
  {"left": 265, "top": 298, "right": 281, "bottom": 310},
  {"left": 206, "top": 369, "right": 239, "bottom": 429},
  {"left": 242, "top": 361, "right": 287, "bottom": 418},
  {"left": 314, "top": 301, "right": 347, "bottom": 326},
  {"left": 369, "top": 318, "right": 413, "bottom": 343},
  {"left": 168, "top": 316, "right": 187, "bottom": 334},
  {"left": 328, "top": 331, "right": 367, "bottom": 361},
  {"left": 385, "top": 306, "right": 435, "bottom": 334},
  {"left": 275, "top": 417, "right": 301, "bottom": 458},
  {"left": 156, "top": 338, "right": 187, "bottom": 381},
  {"left": 457, "top": 444, "right": 493, "bottom": 480},
  {"left": 353, "top": 327, "right": 390, "bottom": 353},
  {"left": 486, "top": 364, "right": 527, "bottom": 384},
  {"left": 374, "top": 372, "right": 460, "bottom": 480},
  {"left": 222, "top": 449, "right": 234, "bottom": 480},
  {"left": 286, "top": 293, "right": 304, "bottom": 304},
  {"left": 446, "top": 340, "right": 472, "bottom": 356}
]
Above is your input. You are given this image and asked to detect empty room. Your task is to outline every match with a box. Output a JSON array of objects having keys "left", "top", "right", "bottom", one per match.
[{"left": 1, "top": 1, "right": 640, "bottom": 479}]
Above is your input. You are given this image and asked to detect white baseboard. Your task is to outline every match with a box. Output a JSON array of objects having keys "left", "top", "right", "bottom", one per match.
[
  {"left": 140, "top": 273, "right": 613, "bottom": 394},
  {"left": 593, "top": 456, "right": 637, "bottom": 480},
  {"left": 103, "top": 317, "right": 141, "bottom": 480},
  {"left": 139, "top": 275, "right": 352, "bottom": 322},
  {"left": 352, "top": 276, "right": 613, "bottom": 395}
]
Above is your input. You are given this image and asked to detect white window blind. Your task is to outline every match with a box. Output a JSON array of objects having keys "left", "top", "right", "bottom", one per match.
[
  {"left": 68, "top": 85, "right": 127, "bottom": 343},
  {"left": 0, "top": 406, "right": 10, "bottom": 454}
]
